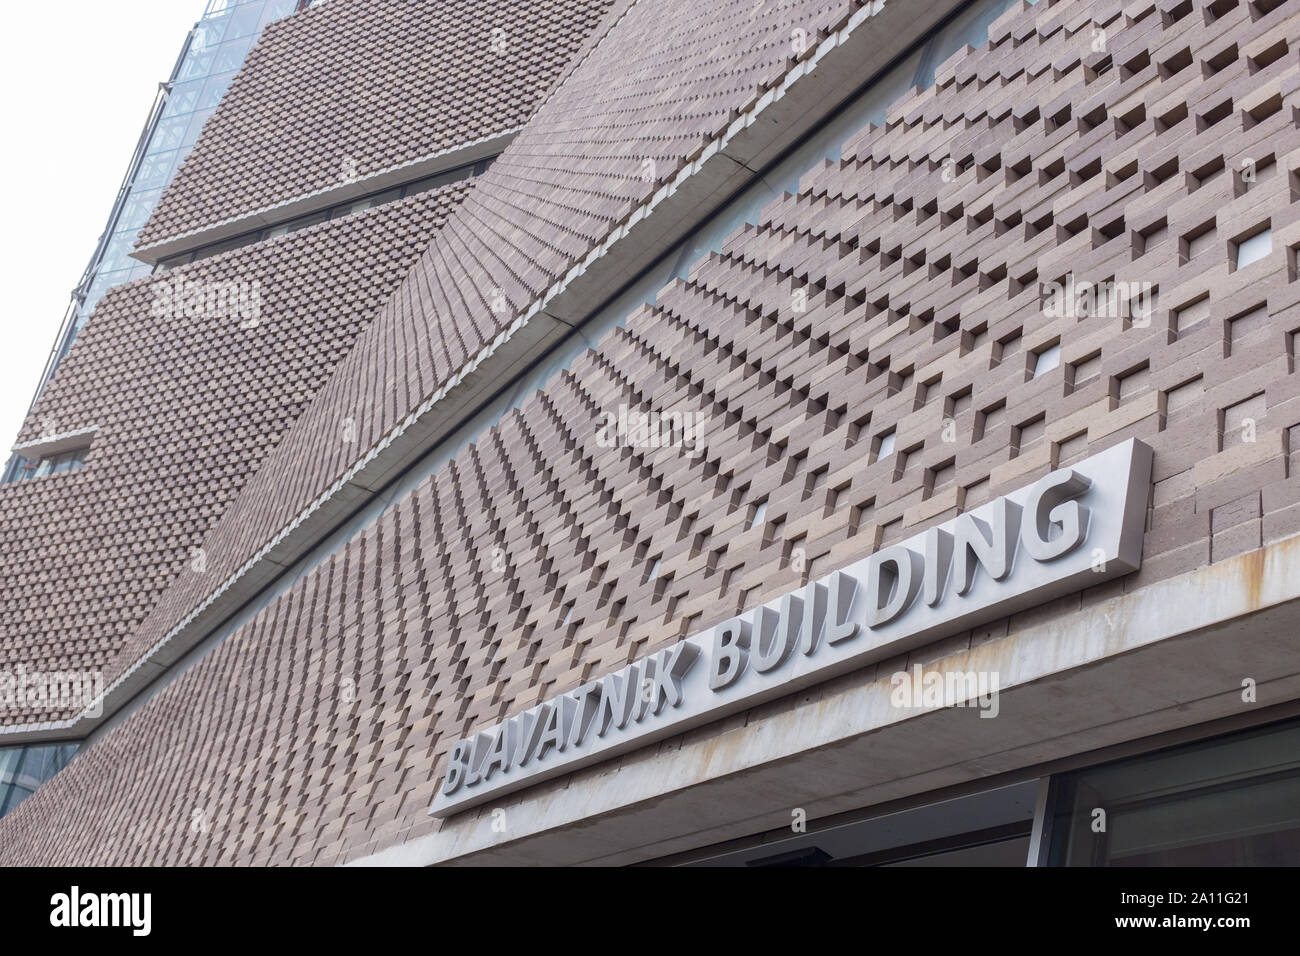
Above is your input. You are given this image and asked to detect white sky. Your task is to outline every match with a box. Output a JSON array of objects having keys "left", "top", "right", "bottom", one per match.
[{"left": 0, "top": 0, "right": 209, "bottom": 453}]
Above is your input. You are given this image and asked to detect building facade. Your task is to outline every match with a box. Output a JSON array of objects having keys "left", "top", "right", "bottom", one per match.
[
  {"left": 1, "top": 0, "right": 1299, "bottom": 866},
  {"left": 3, "top": 0, "right": 319, "bottom": 486}
]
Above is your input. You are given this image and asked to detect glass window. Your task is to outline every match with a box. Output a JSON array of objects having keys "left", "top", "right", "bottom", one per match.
[
  {"left": 1236, "top": 228, "right": 1272, "bottom": 270},
  {"left": 179, "top": 50, "right": 216, "bottom": 82},
  {"left": 2, "top": 457, "right": 31, "bottom": 486},
  {"left": 261, "top": 0, "right": 300, "bottom": 27},
  {"left": 118, "top": 188, "right": 163, "bottom": 231},
  {"left": 405, "top": 164, "right": 475, "bottom": 197},
  {"left": 184, "top": 109, "right": 218, "bottom": 150},
  {"left": 156, "top": 253, "right": 192, "bottom": 272},
  {"left": 344, "top": 188, "right": 401, "bottom": 217},
  {"left": 365, "top": 187, "right": 402, "bottom": 208},
  {"left": 224, "top": 2, "right": 265, "bottom": 40},
  {"left": 93, "top": 262, "right": 135, "bottom": 292},
  {"left": 671, "top": 780, "right": 1038, "bottom": 866},
  {"left": 199, "top": 72, "right": 237, "bottom": 110},
  {"left": 215, "top": 36, "right": 255, "bottom": 74},
  {"left": 192, "top": 231, "right": 258, "bottom": 261},
  {"left": 16, "top": 448, "right": 89, "bottom": 483},
  {"left": 1033, "top": 344, "right": 1061, "bottom": 378},
  {"left": 163, "top": 80, "right": 203, "bottom": 119},
  {"left": 134, "top": 149, "right": 180, "bottom": 190},
  {"left": 122, "top": 261, "right": 153, "bottom": 284},
  {"left": 84, "top": 272, "right": 120, "bottom": 311},
  {"left": 1048, "top": 718, "right": 1300, "bottom": 866},
  {"left": 162, "top": 156, "right": 496, "bottom": 264},
  {"left": 153, "top": 115, "right": 189, "bottom": 152},
  {"left": 193, "top": 9, "right": 231, "bottom": 50},
  {"left": 287, "top": 210, "right": 329, "bottom": 233},
  {"left": 0, "top": 744, "right": 79, "bottom": 819},
  {"left": 99, "top": 232, "right": 139, "bottom": 268}
]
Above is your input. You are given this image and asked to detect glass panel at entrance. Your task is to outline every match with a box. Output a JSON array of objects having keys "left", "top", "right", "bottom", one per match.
[{"left": 1048, "top": 717, "right": 1300, "bottom": 866}]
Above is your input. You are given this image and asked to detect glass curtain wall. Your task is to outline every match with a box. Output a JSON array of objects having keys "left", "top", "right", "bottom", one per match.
[{"left": 0, "top": 743, "right": 79, "bottom": 820}]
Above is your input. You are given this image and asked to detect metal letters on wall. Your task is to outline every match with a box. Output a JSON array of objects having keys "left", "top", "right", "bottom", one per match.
[{"left": 430, "top": 438, "right": 1154, "bottom": 817}]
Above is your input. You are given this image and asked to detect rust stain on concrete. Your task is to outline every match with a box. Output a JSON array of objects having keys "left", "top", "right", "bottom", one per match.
[{"left": 1240, "top": 547, "right": 1266, "bottom": 612}]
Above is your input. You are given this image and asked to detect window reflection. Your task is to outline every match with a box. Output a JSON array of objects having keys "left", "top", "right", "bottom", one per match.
[
  {"left": 1049, "top": 718, "right": 1300, "bottom": 866},
  {"left": 0, "top": 744, "right": 78, "bottom": 819},
  {"left": 12, "top": 447, "right": 90, "bottom": 483}
]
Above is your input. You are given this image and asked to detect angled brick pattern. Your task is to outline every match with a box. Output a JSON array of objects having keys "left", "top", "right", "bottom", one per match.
[
  {"left": 0, "top": 182, "right": 473, "bottom": 725},
  {"left": 4, "top": 0, "right": 1300, "bottom": 864},
  {"left": 110, "top": 0, "right": 869, "bottom": 705},
  {"left": 136, "top": 0, "right": 620, "bottom": 252}
]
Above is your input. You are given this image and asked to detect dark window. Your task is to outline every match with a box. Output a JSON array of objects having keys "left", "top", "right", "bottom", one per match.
[{"left": 1048, "top": 717, "right": 1300, "bottom": 866}]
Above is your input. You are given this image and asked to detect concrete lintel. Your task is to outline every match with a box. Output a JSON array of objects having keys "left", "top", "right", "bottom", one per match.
[
  {"left": 10, "top": 426, "right": 100, "bottom": 459},
  {"left": 132, "top": 130, "right": 517, "bottom": 266}
]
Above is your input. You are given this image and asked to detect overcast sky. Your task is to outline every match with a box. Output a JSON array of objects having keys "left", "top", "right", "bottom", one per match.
[{"left": 0, "top": 0, "right": 209, "bottom": 454}]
